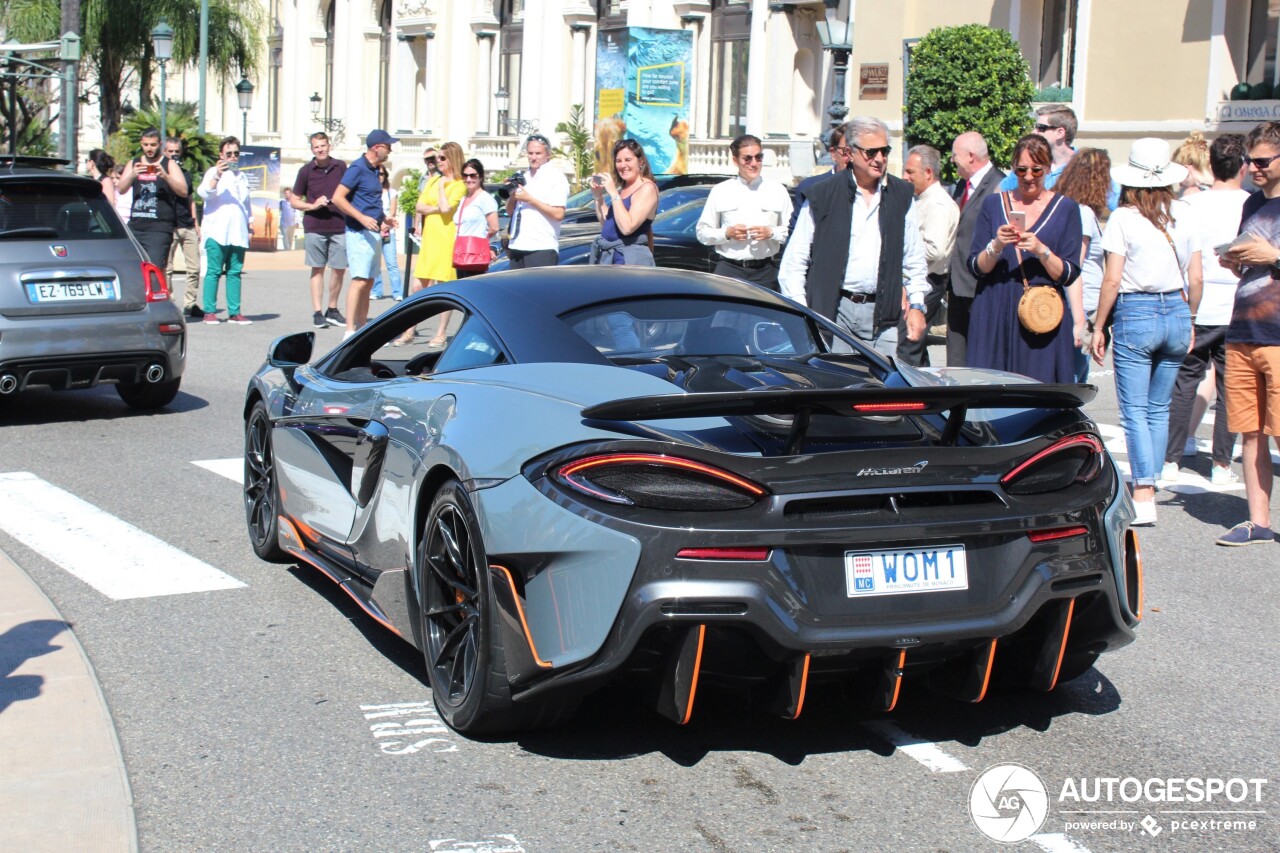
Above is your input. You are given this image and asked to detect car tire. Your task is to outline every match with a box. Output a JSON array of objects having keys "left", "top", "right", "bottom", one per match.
[
  {"left": 418, "top": 480, "right": 575, "bottom": 734},
  {"left": 116, "top": 377, "right": 181, "bottom": 409},
  {"left": 244, "top": 400, "right": 289, "bottom": 563}
]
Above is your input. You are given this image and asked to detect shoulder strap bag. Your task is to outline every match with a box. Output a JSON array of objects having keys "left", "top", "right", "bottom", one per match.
[
  {"left": 452, "top": 194, "right": 490, "bottom": 272},
  {"left": 1005, "top": 192, "right": 1065, "bottom": 334}
]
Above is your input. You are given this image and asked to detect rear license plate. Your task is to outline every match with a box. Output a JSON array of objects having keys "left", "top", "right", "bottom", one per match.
[
  {"left": 26, "top": 280, "right": 118, "bottom": 303},
  {"left": 845, "top": 544, "right": 968, "bottom": 597}
]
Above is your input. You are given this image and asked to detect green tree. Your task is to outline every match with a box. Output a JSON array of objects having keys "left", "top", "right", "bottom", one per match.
[
  {"left": 3, "top": 0, "right": 263, "bottom": 143},
  {"left": 904, "top": 24, "right": 1036, "bottom": 182},
  {"left": 555, "top": 104, "right": 593, "bottom": 190}
]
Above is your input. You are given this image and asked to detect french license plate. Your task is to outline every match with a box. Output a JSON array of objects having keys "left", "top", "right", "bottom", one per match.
[
  {"left": 27, "top": 280, "right": 117, "bottom": 303},
  {"left": 845, "top": 544, "right": 968, "bottom": 597}
]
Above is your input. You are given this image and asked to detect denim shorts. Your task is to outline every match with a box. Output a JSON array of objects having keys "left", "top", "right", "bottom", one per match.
[{"left": 345, "top": 229, "right": 380, "bottom": 280}]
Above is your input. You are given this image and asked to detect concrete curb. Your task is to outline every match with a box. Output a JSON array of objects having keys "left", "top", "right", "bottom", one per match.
[{"left": 0, "top": 549, "right": 137, "bottom": 853}]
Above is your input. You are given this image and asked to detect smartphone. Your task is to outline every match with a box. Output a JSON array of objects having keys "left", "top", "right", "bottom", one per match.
[
  {"left": 142, "top": 163, "right": 159, "bottom": 175},
  {"left": 1007, "top": 211, "right": 1027, "bottom": 231},
  {"left": 591, "top": 175, "right": 604, "bottom": 186},
  {"left": 1213, "top": 234, "right": 1251, "bottom": 255}
]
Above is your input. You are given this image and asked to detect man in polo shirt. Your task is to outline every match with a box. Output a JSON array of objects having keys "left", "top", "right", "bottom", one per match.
[
  {"left": 291, "top": 132, "right": 348, "bottom": 329},
  {"left": 505, "top": 134, "right": 569, "bottom": 268},
  {"left": 332, "top": 129, "right": 398, "bottom": 338},
  {"left": 697, "top": 134, "right": 793, "bottom": 291}
]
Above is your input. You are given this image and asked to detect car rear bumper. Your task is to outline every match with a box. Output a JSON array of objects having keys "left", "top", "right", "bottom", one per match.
[{"left": 0, "top": 313, "right": 185, "bottom": 391}]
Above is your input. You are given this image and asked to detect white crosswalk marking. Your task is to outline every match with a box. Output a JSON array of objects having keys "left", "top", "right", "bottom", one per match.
[
  {"left": 193, "top": 458, "right": 244, "bottom": 484},
  {"left": 0, "top": 471, "right": 246, "bottom": 600},
  {"left": 1029, "top": 832, "right": 1094, "bottom": 853}
]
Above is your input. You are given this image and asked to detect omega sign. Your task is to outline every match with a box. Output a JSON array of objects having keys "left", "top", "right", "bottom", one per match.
[
  {"left": 1217, "top": 101, "right": 1280, "bottom": 122},
  {"left": 860, "top": 63, "right": 889, "bottom": 100}
]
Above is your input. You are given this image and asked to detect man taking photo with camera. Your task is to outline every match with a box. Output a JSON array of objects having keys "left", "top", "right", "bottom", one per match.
[{"left": 504, "top": 134, "right": 569, "bottom": 268}]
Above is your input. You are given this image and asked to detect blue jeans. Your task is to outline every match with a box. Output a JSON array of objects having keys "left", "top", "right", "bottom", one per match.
[
  {"left": 372, "top": 230, "right": 402, "bottom": 298},
  {"left": 1111, "top": 292, "right": 1192, "bottom": 486}
]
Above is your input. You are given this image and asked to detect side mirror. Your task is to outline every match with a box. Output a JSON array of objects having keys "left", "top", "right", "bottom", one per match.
[
  {"left": 752, "top": 322, "right": 794, "bottom": 355},
  {"left": 268, "top": 332, "right": 314, "bottom": 368}
]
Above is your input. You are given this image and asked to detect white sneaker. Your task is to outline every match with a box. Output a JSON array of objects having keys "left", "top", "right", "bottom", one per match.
[
  {"left": 1132, "top": 500, "right": 1157, "bottom": 526},
  {"left": 1159, "top": 461, "right": 1180, "bottom": 485},
  {"left": 1183, "top": 437, "right": 1198, "bottom": 457},
  {"left": 1210, "top": 466, "right": 1240, "bottom": 486}
]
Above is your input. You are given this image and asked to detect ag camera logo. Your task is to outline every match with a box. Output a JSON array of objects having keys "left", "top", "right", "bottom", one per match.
[{"left": 969, "top": 763, "right": 1050, "bottom": 843}]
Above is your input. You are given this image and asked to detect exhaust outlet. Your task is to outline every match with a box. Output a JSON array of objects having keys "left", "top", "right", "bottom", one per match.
[
  {"left": 145, "top": 364, "right": 165, "bottom": 384},
  {"left": 0, "top": 374, "right": 17, "bottom": 394}
]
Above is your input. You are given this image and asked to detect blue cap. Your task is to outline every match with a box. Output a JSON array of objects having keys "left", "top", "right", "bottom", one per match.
[{"left": 366, "top": 129, "right": 399, "bottom": 147}]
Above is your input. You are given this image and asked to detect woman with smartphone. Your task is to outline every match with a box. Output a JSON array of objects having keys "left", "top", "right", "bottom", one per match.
[
  {"left": 1089, "top": 138, "right": 1201, "bottom": 526},
  {"left": 966, "top": 133, "right": 1084, "bottom": 383},
  {"left": 588, "top": 138, "right": 658, "bottom": 266}
]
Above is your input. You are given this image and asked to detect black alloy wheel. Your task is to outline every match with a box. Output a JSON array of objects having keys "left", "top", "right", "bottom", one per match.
[{"left": 244, "top": 401, "right": 287, "bottom": 562}]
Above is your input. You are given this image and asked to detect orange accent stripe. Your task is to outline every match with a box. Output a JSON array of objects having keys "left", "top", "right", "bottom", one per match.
[
  {"left": 679, "top": 624, "right": 706, "bottom": 725},
  {"left": 789, "top": 654, "right": 811, "bottom": 720},
  {"left": 281, "top": 539, "right": 403, "bottom": 638},
  {"left": 1132, "top": 531, "right": 1144, "bottom": 621},
  {"left": 1047, "top": 599, "right": 1076, "bottom": 691},
  {"left": 885, "top": 649, "right": 906, "bottom": 712},
  {"left": 973, "top": 639, "right": 997, "bottom": 703},
  {"left": 489, "top": 564, "right": 553, "bottom": 669}
]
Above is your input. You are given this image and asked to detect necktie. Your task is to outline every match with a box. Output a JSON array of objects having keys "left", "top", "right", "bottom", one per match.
[{"left": 959, "top": 180, "right": 970, "bottom": 210}]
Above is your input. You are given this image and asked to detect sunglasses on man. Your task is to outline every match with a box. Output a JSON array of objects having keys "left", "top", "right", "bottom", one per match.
[
  {"left": 1245, "top": 153, "right": 1280, "bottom": 170},
  {"left": 1034, "top": 123, "right": 1058, "bottom": 133},
  {"left": 737, "top": 153, "right": 764, "bottom": 163},
  {"left": 853, "top": 144, "right": 892, "bottom": 160},
  {"left": 526, "top": 134, "right": 551, "bottom": 148},
  {"left": 424, "top": 155, "right": 438, "bottom": 164}
]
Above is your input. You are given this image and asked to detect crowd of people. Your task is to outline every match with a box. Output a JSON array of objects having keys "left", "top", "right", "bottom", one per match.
[{"left": 84, "top": 107, "right": 1280, "bottom": 545}]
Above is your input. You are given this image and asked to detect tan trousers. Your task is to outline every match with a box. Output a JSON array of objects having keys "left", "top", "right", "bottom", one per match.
[{"left": 168, "top": 226, "right": 201, "bottom": 309}]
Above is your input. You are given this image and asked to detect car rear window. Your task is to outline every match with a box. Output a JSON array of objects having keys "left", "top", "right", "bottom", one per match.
[{"left": 0, "top": 180, "right": 127, "bottom": 240}]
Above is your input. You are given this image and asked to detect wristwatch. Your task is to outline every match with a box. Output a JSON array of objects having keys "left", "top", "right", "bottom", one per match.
[{"left": 908, "top": 302, "right": 926, "bottom": 313}]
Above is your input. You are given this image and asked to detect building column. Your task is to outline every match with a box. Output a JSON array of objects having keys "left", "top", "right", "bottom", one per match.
[
  {"left": 763, "top": 3, "right": 795, "bottom": 138},
  {"left": 680, "top": 14, "right": 709, "bottom": 139},
  {"left": 570, "top": 23, "right": 592, "bottom": 111},
  {"left": 331, "top": 0, "right": 353, "bottom": 145},
  {"left": 474, "top": 31, "right": 496, "bottom": 135},
  {"left": 745, "top": 0, "right": 769, "bottom": 135},
  {"left": 393, "top": 34, "right": 417, "bottom": 135}
]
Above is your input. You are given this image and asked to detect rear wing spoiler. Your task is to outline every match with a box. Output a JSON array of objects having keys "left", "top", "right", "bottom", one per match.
[{"left": 582, "top": 384, "right": 1096, "bottom": 452}]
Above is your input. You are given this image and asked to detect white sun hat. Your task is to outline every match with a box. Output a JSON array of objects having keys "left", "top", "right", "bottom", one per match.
[{"left": 1110, "top": 137, "right": 1189, "bottom": 188}]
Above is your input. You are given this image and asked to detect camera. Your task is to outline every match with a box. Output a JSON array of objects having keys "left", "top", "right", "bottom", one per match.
[
  {"left": 504, "top": 172, "right": 526, "bottom": 189},
  {"left": 591, "top": 175, "right": 604, "bottom": 186}
]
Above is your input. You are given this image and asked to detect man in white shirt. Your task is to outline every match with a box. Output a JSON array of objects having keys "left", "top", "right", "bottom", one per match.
[
  {"left": 505, "top": 134, "right": 569, "bottom": 268},
  {"left": 697, "top": 134, "right": 793, "bottom": 291},
  {"left": 778, "top": 116, "right": 930, "bottom": 357},
  {"left": 946, "top": 131, "right": 1004, "bottom": 366},
  {"left": 196, "top": 136, "right": 252, "bottom": 325},
  {"left": 897, "top": 144, "right": 958, "bottom": 366},
  {"left": 1163, "top": 133, "right": 1249, "bottom": 486}
]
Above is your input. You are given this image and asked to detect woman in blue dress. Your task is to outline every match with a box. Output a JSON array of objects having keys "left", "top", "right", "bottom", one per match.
[{"left": 967, "top": 134, "right": 1085, "bottom": 382}]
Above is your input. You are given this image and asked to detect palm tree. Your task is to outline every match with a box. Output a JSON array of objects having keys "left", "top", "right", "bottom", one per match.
[{"left": 2, "top": 0, "right": 264, "bottom": 142}]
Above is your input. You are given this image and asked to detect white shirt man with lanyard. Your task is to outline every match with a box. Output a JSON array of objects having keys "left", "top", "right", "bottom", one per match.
[
  {"left": 779, "top": 116, "right": 930, "bottom": 358},
  {"left": 504, "top": 134, "right": 569, "bottom": 268},
  {"left": 696, "top": 134, "right": 793, "bottom": 291}
]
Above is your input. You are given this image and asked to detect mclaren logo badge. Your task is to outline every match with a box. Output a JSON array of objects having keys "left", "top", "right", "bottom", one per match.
[
  {"left": 50, "top": 245, "right": 68, "bottom": 258},
  {"left": 857, "top": 460, "right": 929, "bottom": 476}
]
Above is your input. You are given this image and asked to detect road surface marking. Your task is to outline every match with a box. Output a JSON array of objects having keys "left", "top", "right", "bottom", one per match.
[
  {"left": 428, "top": 837, "right": 524, "bottom": 853},
  {"left": 0, "top": 471, "right": 246, "bottom": 600},
  {"left": 361, "top": 701, "right": 458, "bottom": 754},
  {"left": 1029, "top": 832, "right": 1094, "bottom": 853},
  {"left": 862, "top": 720, "right": 969, "bottom": 773},
  {"left": 193, "top": 458, "right": 243, "bottom": 484}
]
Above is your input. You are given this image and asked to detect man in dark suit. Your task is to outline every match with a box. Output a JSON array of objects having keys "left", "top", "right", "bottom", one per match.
[
  {"left": 787, "top": 126, "right": 853, "bottom": 237},
  {"left": 946, "top": 131, "right": 1005, "bottom": 366}
]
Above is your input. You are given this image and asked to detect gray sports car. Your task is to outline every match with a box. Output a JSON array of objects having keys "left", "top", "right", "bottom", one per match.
[{"left": 243, "top": 267, "right": 1141, "bottom": 734}]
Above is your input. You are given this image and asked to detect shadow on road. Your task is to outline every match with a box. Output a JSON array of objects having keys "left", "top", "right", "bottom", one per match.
[{"left": 0, "top": 386, "right": 208, "bottom": 425}]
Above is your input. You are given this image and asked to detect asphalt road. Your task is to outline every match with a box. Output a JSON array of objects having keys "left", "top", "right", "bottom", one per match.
[{"left": 1, "top": 266, "right": 1276, "bottom": 853}]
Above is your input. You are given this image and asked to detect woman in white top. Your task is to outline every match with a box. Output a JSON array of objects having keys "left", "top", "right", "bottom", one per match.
[
  {"left": 371, "top": 166, "right": 402, "bottom": 300},
  {"left": 86, "top": 149, "right": 117, "bottom": 210},
  {"left": 111, "top": 164, "right": 132, "bottom": 223},
  {"left": 1090, "top": 139, "right": 1202, "bottom": 526},
  {"left": 452, "top": 158, "right": 499, "bottom": 279}
]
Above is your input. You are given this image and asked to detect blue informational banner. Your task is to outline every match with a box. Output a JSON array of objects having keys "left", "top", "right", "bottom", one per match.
[
  {"left": 593, "top": 27, "right": 693, "bottom": 176},
  {"left": 238, "top": 145, "right": 281, "bottom": 252}
]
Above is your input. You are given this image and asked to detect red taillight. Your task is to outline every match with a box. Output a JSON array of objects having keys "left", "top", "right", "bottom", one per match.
[
  {"left": 676, "top": 547, "right": 771, "bottom": 561},
  {"left": 559, "top": 454, "right": 765, "bottom": 496},
  {"left": 158, "top": 322, "right": 184, "bottom": 335},
  {"left": 1026, "top": 526, "right": 1089, "bottom": 543},
  {"left": 851, "top": 401, "right": 928, "bottom": 414},
  {"left": 142, "top": 262, "right": 169, "bottom": 302},
  {"left": 555, "top": 453, "right": 766, "bottom": 510},
  {"left": 1001, "top": 434, "right": 1104, "bottom": 494}
]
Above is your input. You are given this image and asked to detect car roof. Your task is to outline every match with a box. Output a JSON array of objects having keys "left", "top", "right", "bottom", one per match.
[
  {"left": 435, "top": 267, "right": 803, "bottom": 364},
  {"left": 0, "top": 166, "right": 98, "bottom": 186}
]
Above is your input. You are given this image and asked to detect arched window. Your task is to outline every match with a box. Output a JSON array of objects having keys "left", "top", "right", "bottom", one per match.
[{"left": 710, "top": 0, "right": 750, "bottom": 139}]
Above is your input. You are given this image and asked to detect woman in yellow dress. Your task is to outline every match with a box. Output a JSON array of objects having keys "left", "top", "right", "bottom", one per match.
[{"left": 406, "top": 141, "right": 466, "bottom": 345}]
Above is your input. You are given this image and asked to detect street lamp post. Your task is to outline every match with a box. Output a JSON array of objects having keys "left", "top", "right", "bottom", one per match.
[
  {"left": 308, "top": 92, "right": 345, "bottom": 145},
  {"left": 494, "top": 87, "right": 510, "bottom": 137},
  {"left": 814, "top": 0, "right": 853, "bottom": 150},
  {"left": 151, "top": 19, "right": 174, "bottom": 141},
  {"left": 236, "top": 76, "right": 254, "bottom": 142}
]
